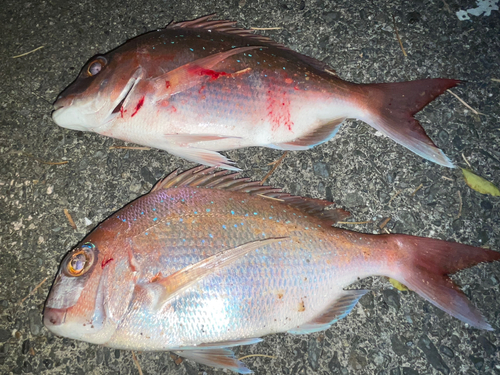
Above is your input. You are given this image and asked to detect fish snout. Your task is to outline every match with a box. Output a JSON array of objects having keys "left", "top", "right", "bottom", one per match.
[{"left": 43, "top": 307, "right": 67, "bottom": 327}]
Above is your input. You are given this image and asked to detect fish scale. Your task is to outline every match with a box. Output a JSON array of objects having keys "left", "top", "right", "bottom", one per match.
[{"left": 44, "top": 167, "right": 500, "bottom": 373}]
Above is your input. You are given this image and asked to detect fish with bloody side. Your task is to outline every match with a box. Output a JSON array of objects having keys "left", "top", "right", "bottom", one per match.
[
  {"left": 52, "top": 15, "right": 460, "bottom": 170},
  {"left": 44, "top": 167, "right": 500, "bottom": 373}
]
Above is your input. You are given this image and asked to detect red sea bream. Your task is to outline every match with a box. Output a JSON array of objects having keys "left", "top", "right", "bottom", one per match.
[
  {"left": 52, "top": 15, "right": 460, "bottom": 170},
  {"left": 44, "top": 167, "right": 500, "bottom": 373}
]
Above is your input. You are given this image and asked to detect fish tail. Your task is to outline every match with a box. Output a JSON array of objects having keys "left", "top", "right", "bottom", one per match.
[
  {"left": 385, "top": 234, "right": 500, "bottom": 330},
  {"left": 357, "top": 78, "right": 461, "bottom": 168}
]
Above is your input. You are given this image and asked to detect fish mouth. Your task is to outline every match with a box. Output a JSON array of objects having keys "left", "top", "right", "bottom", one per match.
[{"left": 44, "top": 307, "right": 67, "bottom": 327}]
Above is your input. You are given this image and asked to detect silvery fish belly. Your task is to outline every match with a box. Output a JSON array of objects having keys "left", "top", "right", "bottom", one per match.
[
  {"left": 52, "top": 15, "right": 461, "bottom": 170},
  {"left": 44, "top": 168, "right": 500, "bottom": 374}
]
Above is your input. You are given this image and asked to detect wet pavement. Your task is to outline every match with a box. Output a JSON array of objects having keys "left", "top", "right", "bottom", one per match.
[{"left": 1, "top": 0, "right": 499, "bottom": 374}]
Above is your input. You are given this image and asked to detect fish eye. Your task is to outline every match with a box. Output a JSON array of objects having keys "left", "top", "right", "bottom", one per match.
[
  {"left": 65, "top": 243, "right": 95, "bottom": 277},
  {"left": 87, "top": 58, "right": 106, "bottom": 77}
]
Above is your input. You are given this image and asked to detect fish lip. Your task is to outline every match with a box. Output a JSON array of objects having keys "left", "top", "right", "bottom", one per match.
[{"left": 43, "top": 307, "right": 68, "bottom": 327}]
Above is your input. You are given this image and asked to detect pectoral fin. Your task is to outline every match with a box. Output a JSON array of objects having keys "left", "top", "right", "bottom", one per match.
[
  {"left": 153, "top": 238, "right": 286, "bottom": 308},
  {"left": 288, "top": 290, "right": 369, "bottom": 334},
  {"left": 152, "top": 46, "right": 260, "bottom": 100}
]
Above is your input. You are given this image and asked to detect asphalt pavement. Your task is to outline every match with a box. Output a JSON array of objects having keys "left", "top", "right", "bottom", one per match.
[{"left": 0, "top": 0, "right": 499, "bottom": 374}]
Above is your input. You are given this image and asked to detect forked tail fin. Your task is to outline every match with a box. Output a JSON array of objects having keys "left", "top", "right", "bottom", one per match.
[
  {"left": 359, "top": 79, "right": 461, "bottom": 168},
  {"left": 387, "top": 234, "right": 500, "bottom": 330}
]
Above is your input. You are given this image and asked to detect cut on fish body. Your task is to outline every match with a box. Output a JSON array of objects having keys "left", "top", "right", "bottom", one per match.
[
  {"left": 44, "top": 167, "right": 500, "bottom": 373},
  {"left": 52, "top": 15, "right": 461, "bottom": 169}
]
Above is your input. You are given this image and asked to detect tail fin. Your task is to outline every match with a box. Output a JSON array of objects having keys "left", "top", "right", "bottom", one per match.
[
  {"left": 388, "top": 234, "right": 500, "bottom": 330},
  {"left": 360, "top": 79, "right": 461, "bottom": 168}
]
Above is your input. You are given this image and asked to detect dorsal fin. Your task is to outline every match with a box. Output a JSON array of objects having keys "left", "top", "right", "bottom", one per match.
[
  {"left": 151, "top": 166, "right": 349, "bottom": 225},
  {"left": 166, "top": 14, "right": 337, "bottom": 76}
]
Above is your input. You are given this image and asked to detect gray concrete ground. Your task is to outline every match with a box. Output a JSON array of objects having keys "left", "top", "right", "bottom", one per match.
[{"left": 1, "top": 0, "right": 499, "bottom": 374}]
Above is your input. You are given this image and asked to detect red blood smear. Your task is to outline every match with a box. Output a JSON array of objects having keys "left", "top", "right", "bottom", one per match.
[
  {"left": 190, "top": 66, "right": 228, "bottom": 80},
  {"left": 101, "top": 258, "right": 114, "bottom": 269},
  {"left": 165, "top": 81, "right": 171, "bottom": 89},
  {"left": 131, "top": 96, "right": 145, "bottom": 117},
  {"left": 266, "top": 87, "right": 293, "bottom": 132},
  {"left": 119, "top": 106, "right": 126, "bottom": 118}
]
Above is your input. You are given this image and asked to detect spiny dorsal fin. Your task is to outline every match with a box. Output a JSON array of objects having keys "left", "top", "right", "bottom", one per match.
[
  {"left": 151, "top": 166, "right": 349, "bottom": 225},
  {"left": 166, "top": 14, "right": 337, "bottom": 76}
]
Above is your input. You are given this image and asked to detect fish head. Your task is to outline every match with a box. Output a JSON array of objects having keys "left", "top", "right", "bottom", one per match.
[
  {"left": 44, "top": 218, "right": 137, "bottom": 344},
  {"left": 52, "top": 51, "right": 143, "bottom": 132}
]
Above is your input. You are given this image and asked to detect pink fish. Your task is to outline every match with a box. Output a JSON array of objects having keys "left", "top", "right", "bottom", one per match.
[
  {"left": 44, "top": 167, "right": 500, "bottom": 373},
  {"left": 52, "top": 15, "right": 460, "bottom": 170}
]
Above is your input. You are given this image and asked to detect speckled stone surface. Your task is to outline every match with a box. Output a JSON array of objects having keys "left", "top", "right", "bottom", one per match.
[{"left": 1, "top": 1, "right": 499, "bottom": 374}]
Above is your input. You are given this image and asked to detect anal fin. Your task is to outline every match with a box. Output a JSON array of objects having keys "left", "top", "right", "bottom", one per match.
[
  {"left": 288, "top": 290, "right": 368, "bottom": 334},
  {"left": 167, "top": 146, "right": 241, "bottom": 171},
  {"left": 173, "top": 348, "right": 251, "bottom": 374},
  {"left": 273, "top": 118, "right": 344, "bottom": 150}
]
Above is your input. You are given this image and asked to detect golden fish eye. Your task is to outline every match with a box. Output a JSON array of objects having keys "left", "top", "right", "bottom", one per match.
[
  {"left": 65, "top": 245, "right": 94, "bottom": 277},
  {"left": 87, "top": 58, "right": 106, "bottom": 77}
]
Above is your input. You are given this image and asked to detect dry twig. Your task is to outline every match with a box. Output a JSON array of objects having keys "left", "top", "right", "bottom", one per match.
[
  {"left": 388, "top": 190, "right": 401, "bottom": 206},
  {"left": 109, "top": 146, "right": 151, "bottom": 150},
  {"left": 492, "top": 78, "right": 500, "bottom": 83},
  {"left": 447, "top": 90, "right": 484, "bottom": 115},
  {"left": 441, "top": 176, "right": 454, "bottom": 181},
  {"left": 11, "top": 46, "right": 44, "bottom": 58},
  {"left": 64, "top": 209, "right": 77, "bottom": 230},
  {"left": 18, "top": 277, "right": 48, "bottom": 305},
  {"left": 378, "top": 217, "right": 391, "bottom": 230},
  {"left": 411, "top": 183, "right": 423, "bottom": 196},
  {"left": 131, "top": 352, "right": 143, "bottom": 375},
  {"left": 456, "top": 191, "right": 462, "bottom": 219},
  {"left": 250, "top": 27, "right": 282, "bottom": 30},
  {"left": 461, "top": 153, "right": 472, "bottom": 169},
  {"left": 391, "top": 15, "right": 407, "bottom": 57},
  {"left": 239, "top": 354, "right": 276, "bottom": 361},
  {"left": 256, "top": 194, "right": 284, "bottom": 202},
  {"left": 260, "top": 152, "right": 288, "bottom": 185},
  {"left": 337, "top": 220, "right": 373, "bottom": 225}
]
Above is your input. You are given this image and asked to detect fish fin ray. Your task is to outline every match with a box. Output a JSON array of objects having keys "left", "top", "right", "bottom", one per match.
[
  {"left": 152, "top": 167, "right": 350, "bottom": 224},
  {"left": 153, "top": 238, "right": 286, "bottom": 308},
  {"left": 173, "top": 348, "right": 251, "bottom": 374},
  {"left": 168, "top": 147, "right": 241, "bottom": 171},
  {"left": 152, "top": 46, "right": 260, "bottom": 99},
  {"left": 166, "top": 14, "right": 337, "bottom": 74},
  {"left": 389, "top": 234, "right": 500, "bottom": 330},
  {"left": 360, "top": 79, "right": 461, "bottom": 168},
  {"left": 273, "top": 118, "right": 345, "bottom": 150},
  {"left": 287, "top": 290, "right": 369, "bottom": 334},
  {"left": 175, "top": 338, "right": 263, "bottom": 350}
]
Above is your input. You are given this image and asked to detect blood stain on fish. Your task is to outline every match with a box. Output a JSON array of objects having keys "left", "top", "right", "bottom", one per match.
[
  {"left": 266, "top": 87, "right": 293, "bottom": 132},
  {"left": 131, "top": 96, "right": 145, "bottom": 117},
  {"left": 101, "top": 258, "right": 114, "bottom": 268},
  {"left": 190, "top": 66, "right": 229, "bottom": 80},
  {"left": 165, "top": 81, "right": 171, "bottom": 89},
  {"left": 119, "top": 106, "right": 126, "bottom": 118}
]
